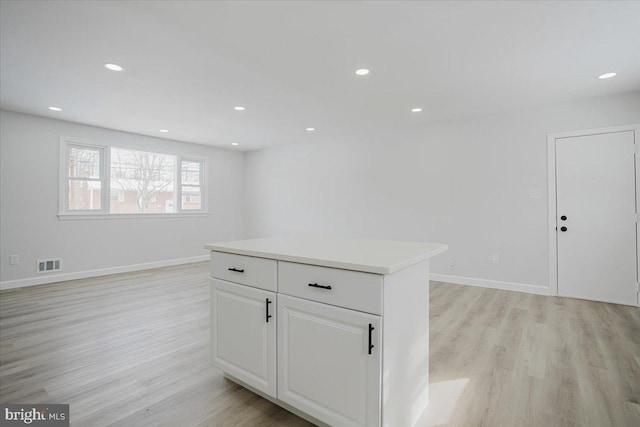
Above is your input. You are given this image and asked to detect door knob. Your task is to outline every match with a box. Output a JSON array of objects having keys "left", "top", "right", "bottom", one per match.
[
  {"left": 560, "top": 226, "right": 567, "bottom": 232},
  {"left": 560, "top": 215, "right": 567, "bottom": 221}
]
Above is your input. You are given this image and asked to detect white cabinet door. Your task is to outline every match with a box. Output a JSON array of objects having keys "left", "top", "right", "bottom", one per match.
[
  {"left": 210, "top": 278, "right": 276, "bottom": 397},
  {"left": 278, "top": 294, "right": 381, "bottom": 427}
]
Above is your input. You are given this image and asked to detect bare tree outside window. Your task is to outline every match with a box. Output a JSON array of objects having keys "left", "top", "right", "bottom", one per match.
[{"left": 110, "top": 148, "right": 175, "bottom": 213}]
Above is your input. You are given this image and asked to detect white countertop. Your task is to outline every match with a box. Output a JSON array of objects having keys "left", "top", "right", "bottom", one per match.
[{"left": 204, "top": 237, "right": 447, "bottom": 275}]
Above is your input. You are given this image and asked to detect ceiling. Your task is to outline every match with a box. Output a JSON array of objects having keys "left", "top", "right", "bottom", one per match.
[{"left": 1, "top": 1, "right": 639, "bottom": 151}]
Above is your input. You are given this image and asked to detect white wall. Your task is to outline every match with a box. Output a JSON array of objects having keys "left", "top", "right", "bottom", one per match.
[
  {"left": 245, "top": 91, "right": 640, "bottom": 293},
  {"left": 4, "top": 92, "right": 639, "bottom": 292},
  {"left": 0, "top": 110, "right": 244, "bottom": 287}
]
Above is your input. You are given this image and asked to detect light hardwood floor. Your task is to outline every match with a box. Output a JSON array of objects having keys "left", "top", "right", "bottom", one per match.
[{"left": 1, "top": 262, "right": 638, "bottom": 426}]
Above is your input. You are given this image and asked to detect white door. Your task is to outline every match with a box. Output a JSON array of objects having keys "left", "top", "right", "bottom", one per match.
[
  {"left": 556, "top": 130, "right": 637, "bottom": 306},
  {"left": 210, "top": 278, "right": 277, "bottom": 397},
  {"left": 277, "top": 294, "right": 381, "bottom": 427}
]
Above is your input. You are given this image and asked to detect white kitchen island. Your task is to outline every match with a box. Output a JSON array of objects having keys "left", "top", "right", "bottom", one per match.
[{"left": 204, "top": 237, "right": 447, "bottom": 427}]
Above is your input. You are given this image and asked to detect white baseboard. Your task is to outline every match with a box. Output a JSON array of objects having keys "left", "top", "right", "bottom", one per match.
[
  {"left": 0, "top": 255, "right": 209, "bottom": 291},
  {"left": 430, "top": 273, "right": 551, "bottom": 296}
]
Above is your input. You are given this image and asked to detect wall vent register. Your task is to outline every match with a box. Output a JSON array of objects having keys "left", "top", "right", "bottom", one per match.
[{"left": 37, "top": 258, "right": 62, "bottom": 273}]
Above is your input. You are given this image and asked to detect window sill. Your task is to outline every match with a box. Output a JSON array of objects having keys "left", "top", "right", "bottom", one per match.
[{"left": 58, "top": 212, "right": 209, "bottom": 220}]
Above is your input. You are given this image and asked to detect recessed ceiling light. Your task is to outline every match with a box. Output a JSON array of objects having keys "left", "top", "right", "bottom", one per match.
[
  {"left": 597, "top": 72, "right": 616, "bottom": 79},
  {"left": 159, "top": 129, "right": 169, "bottom": 133},
  {"left": 104, "top": 63, "right": 123, "bottom": 71},
  {"left": 234, "top": 106, "right": 246, "bottom": 111},
  {"left": 48, "top": 106, "right": 62, "bottom": 111},
  {"left": 306, "top": 127, "right": 315, "bottom": 131},
  {"left": 355, "top": 69, "right": 370, "bottom": 76},
  {"left": 231, "top": 142, "right": 239, "bottom": 146},
  {"left": 411, "top": 107, "right": 423, "bottom": 113}
]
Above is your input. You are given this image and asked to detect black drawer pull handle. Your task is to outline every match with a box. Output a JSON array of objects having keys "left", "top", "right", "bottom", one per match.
[
  {"left": 308, "top": 283, "right": 332, "bottom": 290},
  {"left": 266, "top": 298, "right": 272, "bottom": 323},
  {"left": 228, "top": 267, "right": 245, "bottom": 273},
  {"left": 368, "top": 324, "right": 375, "bottom": 355}
]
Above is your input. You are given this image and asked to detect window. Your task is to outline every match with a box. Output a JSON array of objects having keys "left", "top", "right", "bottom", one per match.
[
  {"left": 66, "top": 145, "right": 104, "bottom": 211},
  {"left": 60, "top": 138, "right": 206, "bottom": 218},
  {"left": 110, "top": 147, "right": 176, "bottom": 214},
  {"left": 181, "top": 160, "right": 203, "bottom": 210}
]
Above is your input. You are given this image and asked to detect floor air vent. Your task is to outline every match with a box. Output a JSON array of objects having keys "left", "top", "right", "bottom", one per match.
[{"left": 37, "top": 258, "right": 62, "bottom": 273}]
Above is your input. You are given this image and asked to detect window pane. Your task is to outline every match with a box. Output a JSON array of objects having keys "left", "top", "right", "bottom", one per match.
[
  {"left": 110, "top": 148, "right": 175, "bottom": 213},
  {"left": 69, "top": 179, "right": 101, "bottom": 210},
  {"left": 181, "top": 160, "right": 201, "bottom": 185},
  {"left": 182, "top": 186, "right": 201, "bottom": 210},
  {"left": 68, "top": 146, "right": 101, "bottom": 179}
]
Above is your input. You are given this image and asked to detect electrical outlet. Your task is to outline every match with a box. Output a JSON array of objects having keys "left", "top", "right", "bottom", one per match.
[
  {"left": 492, "top": 254, "right": 500, "bottom": 264},
  {"left": 529, "top": 188, "right": 542, "bottom": 199},
  {"left": 448, "top": 261, "right": 456, "bottom": 271},
  {"left": 10, "top": 254, "right": 19, "bottom": 265}
]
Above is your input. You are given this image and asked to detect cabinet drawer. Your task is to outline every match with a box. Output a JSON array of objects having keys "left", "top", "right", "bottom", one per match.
[
  {"left": 210, "top": 251, "right": 277, "bottom": 292},
  {"left": 278, "top": 261, "right": 382, "bottom": 315}
]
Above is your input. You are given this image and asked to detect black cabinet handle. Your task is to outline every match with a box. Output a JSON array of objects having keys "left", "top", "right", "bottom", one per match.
[
  {"left": 308, "top": 283, "right": 332, "bottom": 290},
  {"left": 368, "top": 324, "right": 375, "bottom": 355},
  {"left": 560, "top": 215, "right": 567, "bottom": 221},
  {"left": 266, "top": 298, "right": 272, "bottom": 323},
  {"left": 228, "top": 267, "right": 245, "bottom": 273},
  {"left": 560, "top": 226, "right": 567, "bottom": 232}
]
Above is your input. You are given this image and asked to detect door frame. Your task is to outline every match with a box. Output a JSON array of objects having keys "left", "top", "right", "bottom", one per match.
[{"left": 547, "top": 124, "right": 639, "bottom": 305}]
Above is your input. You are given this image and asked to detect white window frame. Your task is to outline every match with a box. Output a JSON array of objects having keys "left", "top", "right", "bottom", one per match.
[
  {"left": 59, "top": 136, "right": 208, "bottom": 220},
  {"left": 59, "top": 139, "right": 109, "bottom": 215},
  {"left": 179, "top": 158, "right": 206, "bottom": 212}
]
